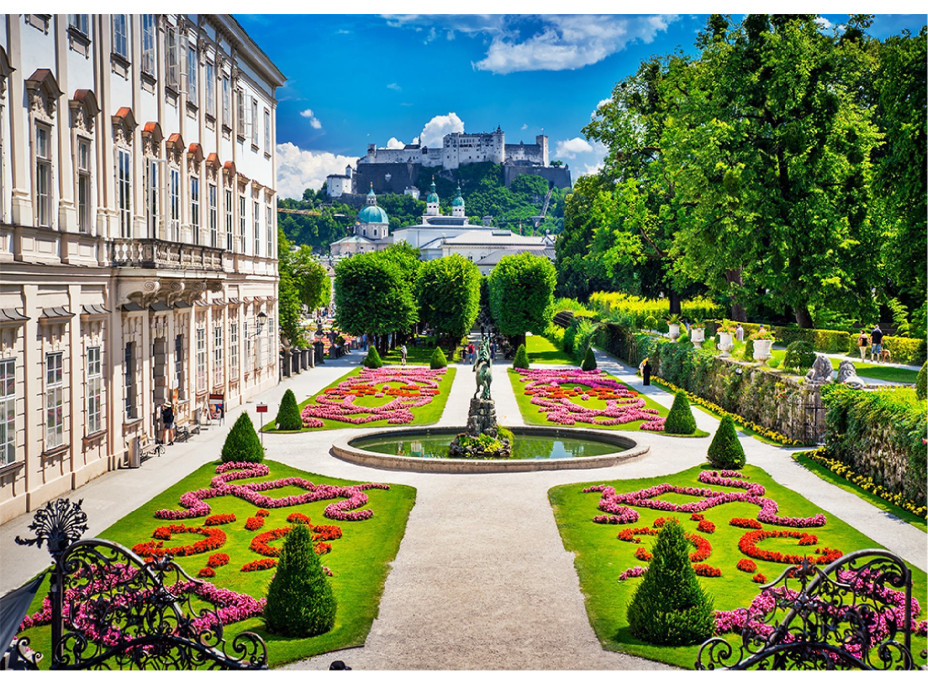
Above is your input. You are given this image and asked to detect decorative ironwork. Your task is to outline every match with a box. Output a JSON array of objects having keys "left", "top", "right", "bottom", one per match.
[
  {"left": 14, "top": 499, "right": 267, "bottom": 670},
  {"left": 696, "top": 549, "right": 917, "bottom": 670},
  {"left": 15, "top": 498, "right": 88, "bottom": 554}
]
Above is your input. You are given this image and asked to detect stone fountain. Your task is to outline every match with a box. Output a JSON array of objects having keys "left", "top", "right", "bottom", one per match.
[{"left": 449, "top": 336, "right": 512, "bottom": 458}]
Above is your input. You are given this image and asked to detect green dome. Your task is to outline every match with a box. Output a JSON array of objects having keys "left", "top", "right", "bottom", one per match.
[
  {"left": 426, "top": 179, "right": 439, "bottom": 204},
  {"left": 359, "top": 204, "right": 389, "bottom": 224},
  {"left": 452, "top": 186, "right": 464, "bottom": 206}
]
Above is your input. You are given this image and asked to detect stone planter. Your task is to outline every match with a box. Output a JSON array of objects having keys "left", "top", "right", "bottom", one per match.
[
  {"left": 668, "top": 323, "right": 680, "bottom": 340},
  {"left": 691, "top": 327, "right": 705, "bottom": 346},
  {"left": 753, "top": 339, "right": 774, "bottom": 363},
  {"left": 718, "top": 332, "right": 734, "bottom": 357}
]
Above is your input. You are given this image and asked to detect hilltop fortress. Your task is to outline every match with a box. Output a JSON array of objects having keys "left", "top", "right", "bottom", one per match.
[{"left": 327, "top": 127, "right": 571, "bottom": 198}]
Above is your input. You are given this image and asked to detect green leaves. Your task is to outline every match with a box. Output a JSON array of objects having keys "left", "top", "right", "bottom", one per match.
[
  {"left": 415, "top": 254, "right": 481, "bottom": 341},
  {"left": 488, "top": 253, "right": 557, "bottom": 338},
  {"left": 334, "top": 249, "right": 419, "bottom": 339}
]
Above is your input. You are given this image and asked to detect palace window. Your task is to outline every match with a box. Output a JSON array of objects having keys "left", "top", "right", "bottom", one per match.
[
  {"left": 174, "top": 334, "right": 185, "bottom": 399},
  {"left": 124, "top": 342, "right": 136, "bottom": 419},
  {"left": 0, "top": 358, "right": 15, "bottom": 465},
  {"left": 141, "top": 15, "right": 157, "bottom": 75},
  {"left": 267, "top": 317, "right": 275, "bottom": 368},
  {"left": 256, "top": 317, "right": 264, "bottom": 370},
  {"left": 146, "top": 159, "right": 159, "bottom": 238},
  {"left": 35, "top": 123, "right": 52, "bottom": 227},
  {"left": 87, "top": 346, "right": 102, "bottom": 434},
  {"left": 43, "top": 351, "right": 64, "bottom": 449},
  {"left": 209, "top": 183, "right": 218, "bottom": 247},
  {"left": 251, "top": 98, "right": 258, "bottom": 146},
  {"left": 253, "top": 201, "right": 260, "bottom": 256},
  {"left": 264, "top": 108, "right": 270, "bottom": 151},
  {"left": 196, "top": 326, "right": 206, "bottom": 392},
  {"left": 236, "top": 89, "right": 245, "bottom": 138},
  {"left": 205, "top": 62, "right": 215, "bottom": 118},
  {"left": 169, "top": 167, "right": 180, "bottom": 241},
  {"left": 186, "top": 41, "right": 197, "bottom": 104},
  {"left": 243, "top": 320, "right": 252, "bottom": 373},
  {"left": 222, "top": 77, "right": 230, "bottom": 127},
  {"left": 225, "top": 189, "right": 233, "bottom": 251},
  {"left": 166, "top": 26, "right": 178, "bottom": 89},
  {"left": 266, "top": 204, "right": 273, "bottom": 257},
  {"left": 239, "top": 194, "right": 246, "bottom": 252},
  {"left": 69, "top": 14, "right": 89, "bottom": 35},
  {"left": 213, "top": 323, "right": 223, "bottom": 386},
  {"left": 191, "top": 177, "right": 200, "bottom": 244},
  {"left": 117, "top": 148, "right": 131, "bottom": 238},
  {"left": 230, "top": 322, "right": 239, "bottom": 379},
  {"left": 77, "top": 138, "right": 91, "bottom": 233},
  {"left": 112, "top": 15, "right": 128, "bottom": 59}
]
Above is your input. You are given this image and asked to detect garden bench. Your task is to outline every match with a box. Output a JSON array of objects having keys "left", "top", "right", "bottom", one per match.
[{"left": 175, "top": 419, "right": 200, "bottom": 443}]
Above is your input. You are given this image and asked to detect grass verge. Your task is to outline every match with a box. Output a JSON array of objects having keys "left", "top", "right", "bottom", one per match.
[
  {"left": 17, "top": 459, "right": 416, "bottom": 668},
  {"left": 548, "top": 463, "right": 927, "bottom": 669},
  {"left": 525, "top": 334, "right": 575, "bottom": 365}
]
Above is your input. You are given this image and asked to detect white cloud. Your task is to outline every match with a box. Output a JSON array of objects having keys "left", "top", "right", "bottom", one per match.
[
  {"left": 418, "top": 113, "right": 465, "bottom": 148},
  {"left": 521, "top": 123, "right": 528, "bottom": 130},
  {"left": 555, "top": 137, "right": 593, "bottom": 159},
  {"left": 474, "top": 15, "right": 676, "bottom": 74},
  {"left": 815, "top": 17, "right": 832, "bottom": 29},
  {"left": 386, "top": 82, "right": 401, "bottom": 91},
  {"left": 299, "top": 108, "right": 322, "bottom": 130},
  {"left": 386, "top": 137, "right": 406, "bottom": 149},
  {"left": 276, "top": 142, "right": 358, "bottom": 200}
]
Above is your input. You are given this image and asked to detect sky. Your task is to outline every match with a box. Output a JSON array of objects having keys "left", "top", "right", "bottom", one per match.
[{"left": 231, "top": 8, "right": 927, "bottom": 199}]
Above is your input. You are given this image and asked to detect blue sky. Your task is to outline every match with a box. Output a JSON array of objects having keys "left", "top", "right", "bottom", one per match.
[{"left": 233, "top": 11, "right": 927, "bottom": 200}]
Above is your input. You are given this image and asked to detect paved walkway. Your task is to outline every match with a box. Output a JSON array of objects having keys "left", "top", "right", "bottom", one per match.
[{"left": 2, "top": 339, "right": 925, "bottom": 671}]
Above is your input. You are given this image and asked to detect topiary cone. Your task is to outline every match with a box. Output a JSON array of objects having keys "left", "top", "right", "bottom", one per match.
[
  {"left": 581, "top": 346, "right": 597, "bottom": 371},
  {"left": 513, "top": 343, "right": 530, "bottom": 369},
  {"left": 264, "top": 523, "right": 337, "bottom": 637},
  {"left": 916, "top": 361, "right": 926, "bottom": 401},
  {"left": 220, "top": 412, "right": 264, "bottom": 463},
  {"left": 664, "top": 391, "right": 696, "bottom": 435},
  {"left": 430, "top": 346, "right": 448, "bottom": 369},
  {"left": 363, "top": 347, "right": 383, "bottom": 368},
  {"left": 707, "top": 415, "right": 745, "bottom": 469},
  {"left": 275, "top": 389, "right": 303, "bottom": 431},
  {"left": 626, "top": 519, "right": 715, "bottom": 646}
]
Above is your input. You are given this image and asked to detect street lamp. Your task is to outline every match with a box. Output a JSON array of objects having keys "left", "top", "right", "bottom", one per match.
[{"left": 256, "top": 311, "right": 268, "bottom": 335}]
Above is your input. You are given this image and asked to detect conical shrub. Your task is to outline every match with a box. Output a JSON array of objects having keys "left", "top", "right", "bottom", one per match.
[
  {"left": 626, "top": 520, "right": 715, "bottom": 646},
  {"left": 264, "top": 523, "right": 337, "bottom": 637},
  {"left": 362, "top": 347, "right": 382, "bottom": 368},
  {"left": 707, "top": 415, "right": 745, "bottom": 469},
  {"left": 220, "top": 412, "right": 264, "bottom": 463},
  {"left": 916, "top": 361, "right": 926, "bottom": 401},
  {"left": 275, "top": 389, "right": 302, "bottom": 431},
  {"left": 430, "top": 346, "right": 448, "bottom": 369},
  {"left": 513, "top": 343, "right": 530, "bottom": 369},
  {"left": 581, "top": 346, "right": 597, "bottom": 371},
  {"left": 664, "top": 391, "right": 696, "bottom": 435}
]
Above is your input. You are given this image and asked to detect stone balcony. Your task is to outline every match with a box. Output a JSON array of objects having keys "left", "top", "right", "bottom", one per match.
[{"left": 109, "top": 238, "right": 225, "bottom": 272}]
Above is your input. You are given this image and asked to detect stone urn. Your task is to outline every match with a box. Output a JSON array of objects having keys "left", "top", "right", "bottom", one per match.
[
  {"left": 718, "top": 332, "right": 734, "bottom": 357},
  {"left": 691, "top": 327, "right": 705, "bottom": 347},
  {"left": 753, "top": 339, "right": 774, "bottom": 363},
  {"left": 668, "top": 323, "right": 680, "bottom": 340}
]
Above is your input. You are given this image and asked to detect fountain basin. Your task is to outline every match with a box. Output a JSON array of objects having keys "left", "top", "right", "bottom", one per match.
[{"left": 332, "top": 426, "right": 648, "bottom": 473}]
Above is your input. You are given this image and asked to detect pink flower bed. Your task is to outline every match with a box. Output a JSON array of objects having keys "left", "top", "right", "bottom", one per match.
[
  {"left": 155, "top": 463, "right": 390, "bottom": 521},
  {"left": 584, "top": 470, "right": 827, "bottom": 528},
  {"left": 514, "top": 368, "right": 665, "bottom": 430},
  {"left": 299, "top": 367, "right": 447, "bottom": 428}
]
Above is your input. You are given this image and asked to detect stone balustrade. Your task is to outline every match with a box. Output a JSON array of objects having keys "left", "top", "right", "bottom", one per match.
[{"left": 109, "top": 238, "right": 225, "bottom": 271}]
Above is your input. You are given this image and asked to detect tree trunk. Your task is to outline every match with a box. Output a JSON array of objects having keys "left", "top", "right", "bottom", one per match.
[
  {"left": 793, "top": 305, "right": 814, "bottom": 329},
  {"left": 668, "top": 290, "right": 682, "bottom": 315},
  {"left": 724, "top": 267, "right": 747, "bottom": 321}
]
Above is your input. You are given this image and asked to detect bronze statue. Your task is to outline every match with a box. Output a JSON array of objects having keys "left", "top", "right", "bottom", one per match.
[{"left": 473, "top": 337, "right": 492, "bottom": 400}]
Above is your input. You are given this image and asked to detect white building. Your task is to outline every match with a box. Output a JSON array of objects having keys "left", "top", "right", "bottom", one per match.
[
  {"left": 0, "top": 14, "right": 285, "bottom": 524},
  {"left": 330, "top": 186, "right": 391, "bottom": 257},
  {"left": 325, "top": 165, "right": 351, "bottom": 198}
]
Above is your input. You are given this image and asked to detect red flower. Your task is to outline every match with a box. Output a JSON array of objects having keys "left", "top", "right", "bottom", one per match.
[
  {"left": 729, "top": 518, "right": 763, "bottom": 529},
  {"left": 132, "top": 525, "right": 226, "bottom": 560},
  {"left": 244, "top": 516, "right": 265, "bottom": 531},
  {"left": 241, "top": 558, "right": 277, "bottom": 572},
  {"left": 635, "top": 547, "right": 653, "bottom": 562},
  {"left": 197, "top": 567, "right": 215, "bottom": 578},
  {"left": 752, "top": 573, "right": 767, "bottom": 584},
  {"left": 690, "top": 514, "right": 705, "bottom": 521},
  {"left": 256, "top": 509, "right": 270, "bottom": 517},
  {"left": 693, "top": 564, "right": 721, "bottom": 577},
  {"left": 286, "top": 512, "right": 311, "bottom": 525},
  {"left": 207, "top": 553, "right": 230, "bottom": 568},
  {"left": 737, "top": 559, "right": 757, "bottom": 573},
  {"left": 204, "top": 513, "right": 237, "bottom": 526},
  {"left": 697, "top": 520, "right": 716, "bottom": 534},
  {"left": 739, "top": 529, "right": 842, "bottom": 565}
]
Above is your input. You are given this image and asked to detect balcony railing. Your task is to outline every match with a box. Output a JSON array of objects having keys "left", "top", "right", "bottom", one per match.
[{"left": 109, "top": 238, "right": 224, "bottom": 271}]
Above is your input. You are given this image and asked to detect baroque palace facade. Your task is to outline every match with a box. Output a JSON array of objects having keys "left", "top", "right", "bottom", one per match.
[{"left": 0, "top": 14, "right": 285, "bottom": 523}]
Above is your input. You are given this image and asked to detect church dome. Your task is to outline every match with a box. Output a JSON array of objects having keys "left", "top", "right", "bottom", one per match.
[
  {"left": 452, "top": 185, "right": 464, "bottom": 207},
  {"left": 359, "top": 204, "right": 389, "bottom": 224},
  {"left": 426, "top": 180, "right": 439, "bottom": 204}
]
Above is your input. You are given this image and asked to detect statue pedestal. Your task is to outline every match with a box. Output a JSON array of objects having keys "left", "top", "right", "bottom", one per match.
[{"left": 466, "top": 398, "right": 498, "bottom": 437}]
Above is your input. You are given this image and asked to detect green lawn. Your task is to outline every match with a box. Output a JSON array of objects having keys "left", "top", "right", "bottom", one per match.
[
  {"left": 17, "top": 460, "right": 416, "bottom": 668},
  {"left": 507, "top": 368, "right": 700, "bottom": 435},
  {"left": 525, "top": 334, "right": 575, "bottom": 365},
  {"left": 549, "top": 463, "right": 927, "bottom": 669},
  {"left": 728, "top": 345, "right": 918, "bottom": 384},
  {"left": 263, "top": 365, "right": 456, "bottom": 432},
  {"left": 381, "top": 341, "right": 462, "bottom": 366}
]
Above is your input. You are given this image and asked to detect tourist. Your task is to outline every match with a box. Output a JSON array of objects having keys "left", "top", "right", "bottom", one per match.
[
  {"left": 857, "top": 329, "right": 870, "bottom": 362},
  {"left": 490, "top": 340, "right": 497, "bottom": 360},
  {"left": 735, "top": 323, "right": 744, "bottom": 342},
  {"left": 161, "top": 402, "right": 175, "bottom": 446},
  {"left": 870, "top": 324, "right": 883, "bottom": 362},
  {"left": 401, "top": 344, "right": 408, "bottom": 366}
]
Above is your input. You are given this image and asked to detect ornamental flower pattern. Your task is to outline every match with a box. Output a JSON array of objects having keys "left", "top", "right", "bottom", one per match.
[
  {"left": 154, "top": 463, "right": 390, "bottom": 521},
  {"left": 515, "top": 368, "right": 665, "bottom": 430},
  {"left": 299, "top": 367, "right": 446, "bottom": 428}
]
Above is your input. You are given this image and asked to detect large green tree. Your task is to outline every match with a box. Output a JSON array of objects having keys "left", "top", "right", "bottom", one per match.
[
  {"left": 487, "top": 252, "right": 556, "bottom": 344},
  {"left": 415, "top": 254, "right": 482, "bottom": 344}
]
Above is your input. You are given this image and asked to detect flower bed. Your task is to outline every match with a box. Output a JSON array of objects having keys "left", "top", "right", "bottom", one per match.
[
  {"left": 511, "top": 368, "right": 666, "bottom": 430},
  {"left": 132, "top": 525, "right": 227, "bottom": 559},
  {"left": 294, "top": 367, "right": 450, "bottom": 429}
]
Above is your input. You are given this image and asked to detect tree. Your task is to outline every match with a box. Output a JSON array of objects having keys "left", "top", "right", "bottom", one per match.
[
  {"left": 362, "top": 347, "right": 383, "bottom": 369},
  {"left": 580, "top": 346, "right": 597, "bottom": 371},
  {"left": 416, "top": 254, "right": 481, "bottom": 344},
  {"left": 334, "top": 251, "right": 418, "bottom": 353},
  {"left": 291, "top": 245, "right": 331, "bottom": 312},
  {"left": 488, "top": 253, "right": 556, "bottom": 345},
  {"left": 513, "top": 344, "right": 530, "bottom": 369},
  {"left": 625, "top": 520, "right": 715, "bottom": 646},
  {"left": 221, "top": 412, "right": 264, "bottom": 463},
  {"left": 916, "top": 362, "right": 926, "bottom": 401},
  {"left": 264, "top": 523, "right": 337, "bottom": 637},
  {"left": 707, "top": 415, "right": 746, "bottom": 469},
  {"left": 430, "top": 346, "right": 448, "bottom": 369},
  {"left": 277, "top": 229, "right": 306, "bottom": 347},
  {"left": 275, "top": 389, "right": 302, "bottom": 431},
  {"left": 664, "top": 391, "right": 696, "bottom": 435}
]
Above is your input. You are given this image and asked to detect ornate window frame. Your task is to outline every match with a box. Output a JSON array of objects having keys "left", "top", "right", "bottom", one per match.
[
  {"left": 25, "top": 70, "right": 62, "bottom": 230},
  {"left": 70, "top": 90, "right": 99, "bottom": 235}
]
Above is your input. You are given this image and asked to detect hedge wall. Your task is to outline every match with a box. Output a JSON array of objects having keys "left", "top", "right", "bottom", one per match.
[
  {"left": 596, "top": 323, "right": 658, "bottom": 368},
  {"left": 820, "top": 385, "right": 927, "bottom": 505}
]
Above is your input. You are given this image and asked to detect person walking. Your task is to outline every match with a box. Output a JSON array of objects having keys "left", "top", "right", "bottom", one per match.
[
  {"left": 735, "top": 323, "right": 744, "bottom": 342},
  {"left": 161, "top": 402, "right": 175, "bottom": 446},
  {"left": 856, "top": 329, "right": 870, "bottom": 362},
  {"left": 870, "top": 324, "right": 883, "bottom": 362},
  {"left": 401, "top": 344, "right": 408, "bottom": 366}
]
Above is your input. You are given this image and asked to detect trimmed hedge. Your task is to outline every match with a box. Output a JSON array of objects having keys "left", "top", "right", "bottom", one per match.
[
  {"left": 783, "top": 341, "right": 816, "bottom": 373},
  {"left": 588, "top": 293, "right": 723, "bottom": 329},
  {"left": 664, "top": 391, "right": 697, "bottom": 435},
  {"left": 221, "top": 412, "right": 264, "bottom": 463},
  {"left": 580, "top": 346, "right": 597, "bottom": 371},
  {"left": 362, "top": 347, "right": 383, "bottom": 368},
  {"left": 707, "top": 416, "right": 746, "bottom": 469},
  {"left": 917, "top": 362, "right": 926, "bottom": 401},
  {"left": 821, "top": 384, "right": 926, "bottom": 505},
  {"left": 430, "top": 346, "right": 448, "bottom": 369},
  {"left": 513, "top": 343, "right": 530, "bottom": 370},
  {"left": 275, "top": 389, "right": 302, "bottom": 431}
]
